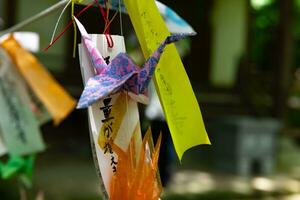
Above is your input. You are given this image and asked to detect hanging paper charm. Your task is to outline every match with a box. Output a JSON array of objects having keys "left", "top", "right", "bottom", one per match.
[{"left": 74, "top": 17, "right": 189, "bottom": 108}]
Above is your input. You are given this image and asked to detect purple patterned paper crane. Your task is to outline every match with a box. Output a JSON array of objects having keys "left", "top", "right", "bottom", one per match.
[{"left": 75, "top": 17, "right": 190, "bottom": 109}]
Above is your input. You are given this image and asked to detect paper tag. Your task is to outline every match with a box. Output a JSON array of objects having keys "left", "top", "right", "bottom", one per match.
[
  {"left": 79, "top": 35, "right": 142, "bottom": 196},
  {"left": 124, "top": 0, "right": 211, "bottom": 160},
  {"left": 0, "top": 32, "right": 40, "bottom": 52},
  {"left": 1, "top": 36, "right": 76, "bottom": 125},
  {"left": 0, "top": 133, "right": 7, "bottom": 156},
  {"left": 26, "top": 89, "right": 52, "bottom": 126},
  {"left": 0, "top": 34, "right": 51, "bottom": 125},
  {"left": 0, "top": 48, "right": 45, "bottom": 156}
]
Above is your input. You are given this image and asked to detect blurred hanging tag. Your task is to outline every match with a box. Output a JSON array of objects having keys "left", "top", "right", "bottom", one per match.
[
  {"left": 29, "top": 93, "right": 52, "bottom": 126},
  {"left": 0, "top": 133, "right": 7, "bottom": 156},
  {"left": 0, "top": 53, "right": 7, "bottom": 157},
  {"left": 0, "top": 48, "right": 45, "bottom": 156},
  {"left": 0, "top": 36, "right": 76, "bottom": 125},
  {"left": 79, "top": 34, "right": 142, "bottom": 196},
  {"left": 124, "top": 0, "right": 211, "bottom": 160},
  {"left": 0, "top": 33, "right": 51, "bottom": 125},
  {"left": 0, "top": 32, "right": 40, "bottom": 53}
]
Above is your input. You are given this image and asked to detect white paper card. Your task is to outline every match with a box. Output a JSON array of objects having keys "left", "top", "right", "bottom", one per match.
[{"left": 79, "top": 34, "right": 142, "bottom": 196}]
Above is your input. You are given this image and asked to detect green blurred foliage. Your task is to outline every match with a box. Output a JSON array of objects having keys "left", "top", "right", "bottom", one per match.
[
  {"left": 250, "top": 0, "right": 279, "bottom": 70},
  {"left": 294, "top": 0, "right": 300, "bottom": 68}
]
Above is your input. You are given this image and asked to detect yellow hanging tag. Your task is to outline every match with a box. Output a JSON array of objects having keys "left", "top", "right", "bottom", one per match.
[
  {"left": 1, "top": 36, "right": 76, "bottom": 125},
  {"left": 123, "top": 0, "right": 211, "bottom": 160}
]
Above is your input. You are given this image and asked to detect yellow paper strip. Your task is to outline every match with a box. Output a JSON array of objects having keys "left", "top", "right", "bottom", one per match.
[
  {"left": 123, "top": 0, "right": 211, "bottom": 160},
  {"left": 1, "top": 36, "right": 76, "bottom": 125},
  {"left": 98, "top": 93, "right": 127, "bottom": 150}
]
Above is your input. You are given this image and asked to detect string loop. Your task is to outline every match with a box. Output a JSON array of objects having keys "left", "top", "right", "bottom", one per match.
[{"left": 45, "top": 0, "right": 120, "bottom": 51}]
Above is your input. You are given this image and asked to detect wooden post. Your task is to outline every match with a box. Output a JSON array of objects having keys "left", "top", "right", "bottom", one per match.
[
  {"left": 274, "top": 0, "right": 294, "bottom": 118},
  {"left": 5, "top": 0, "right": 17, "bottom": 28}
]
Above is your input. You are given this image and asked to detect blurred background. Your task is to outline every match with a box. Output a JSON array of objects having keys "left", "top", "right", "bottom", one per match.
[{"left": 1, "top": 0, "right": 300, "bottom": 199}]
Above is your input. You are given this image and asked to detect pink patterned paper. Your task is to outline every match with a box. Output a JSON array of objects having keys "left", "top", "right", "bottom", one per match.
[{"left": 74, "top": 17, "right": 190, "bottom": 109}]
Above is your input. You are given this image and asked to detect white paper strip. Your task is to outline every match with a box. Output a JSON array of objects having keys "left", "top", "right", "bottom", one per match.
[{"left": 79, "top": 34, "right": 142, "bottom": 196}]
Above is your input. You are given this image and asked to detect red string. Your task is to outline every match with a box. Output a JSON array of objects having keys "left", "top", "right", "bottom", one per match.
[
  {"left": 103, "top": 0, "right": 110, "bottom": 34},
  {"left": 44, "top": 1, "right": 115, "bottom": 52},
  {"left": 44, "top": 2, "right": 95, "bottom": 52},
  {"left": 94, "top": 0, "right": 107, "bottom": 33},
  {"left": 104, "top": 0, "right": 114, "bottom": 48},
  {"left": 94, "top": 0, "right": 114, "bottom": 48},
  {"left": 105, "top": 34, "right": 114, "bottom": 48}
]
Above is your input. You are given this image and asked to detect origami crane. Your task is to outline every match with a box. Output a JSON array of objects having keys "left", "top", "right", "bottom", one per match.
[{"left": 75, "top": 17, "right": 191, "bottom": 109}]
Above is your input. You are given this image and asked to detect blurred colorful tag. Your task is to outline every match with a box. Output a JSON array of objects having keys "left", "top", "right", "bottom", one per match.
[
  {"left": 0, "top": 54, "right": 9, "bottom": 157},
  {"left": 0, "top": 155, "right": 35, "bottom": 180},
  {"left": 124, "top": 0, "right": 211, "bottom": 160},
  {"left": 29, "top": 92, "right": 52, "bottom": 126},
  {"left": 0, "top": 36, "right": 76, "bottom": 125},
  {"left": 78, "top": 34, "right": 142, "bottom": 195},
  {"left": 0, "top": 133, "right": 7, "bottom": 156},
  {"left": 0, "top": 48, "right": 45, "bottom": 156},
  {"left": 0, "top": 33, "right": 52, "bottom": 125},
  {"left": 0, "top": 156, "right": 25, "bottom": 179},
  {"left": 0, "top": 32, "right": 40, "bottom": 53}
]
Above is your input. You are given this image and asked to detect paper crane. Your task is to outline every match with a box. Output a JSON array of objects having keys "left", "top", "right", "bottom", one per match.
[{"left": 75, "top": 17, "right": 191, "bottom": 109}]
